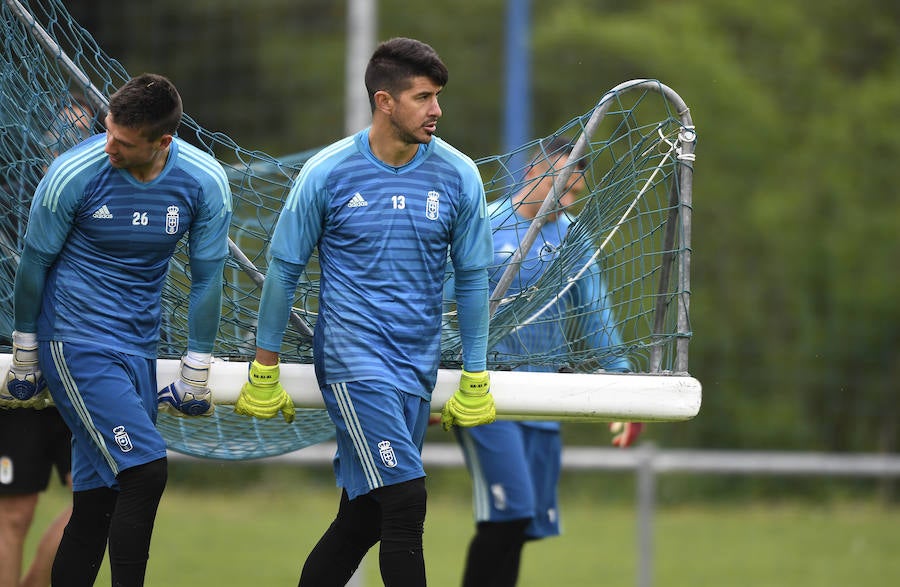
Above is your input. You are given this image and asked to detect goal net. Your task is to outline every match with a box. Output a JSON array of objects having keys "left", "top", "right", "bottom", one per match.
[{"left": 1, "top": 0, "right": 699, "bottom": 460}]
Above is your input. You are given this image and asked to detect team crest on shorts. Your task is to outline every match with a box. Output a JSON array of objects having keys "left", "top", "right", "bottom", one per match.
[
  {"left": 0, "top": 456, "right": 13, "bottom": 484},
  {"left": 378, "top": 440, "right": 398, "bottom": 468},
  {"left": 491, "top": 483, "right": 508, "bottom": 510},
  {"left": 165, "top": 205, "right": 180, "bottom": 234},
  {"left": 113, "top": 425, "right": 133, "bottom": 452},
  {"left": 425, "top": 190, "right": 440, "bottom": 221}
]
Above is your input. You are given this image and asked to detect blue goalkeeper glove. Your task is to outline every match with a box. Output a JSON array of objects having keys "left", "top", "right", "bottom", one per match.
[
  {"left": 234, "top": 360, "right": 295, "bottom": 423},
  {"left": 2, "top": 331, "right": 51, "bottom": 408},
  {"left": 158, "top": 353, "right": 214, "bottom": 417},
  {"left": 610, "top": 422, "right": 644, "bottom": 448},
  {"left": 441, "top": 370, "right": 495, "bottom": 431}
]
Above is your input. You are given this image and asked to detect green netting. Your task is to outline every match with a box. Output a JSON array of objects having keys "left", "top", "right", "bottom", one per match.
[
  {"left": 1, "top": 0, "right": 334, "bottom": 459},
  {"left": 1, "top": 0, "right": 695, "bottom": 460}
]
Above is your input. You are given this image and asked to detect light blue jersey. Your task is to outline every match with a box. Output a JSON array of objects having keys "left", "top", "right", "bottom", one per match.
[
  {"left": 261, "top": 128, "right": 492, "bottom": 397},
  {"left": 14, "top": 132, "right": 231, "bottom": 492},
  {"left": 488, "top": 197, "right": 629, "bottom": 432},
  {"left": 488, "top": 197, "right": 629, "bottom": 374},
  {"left": 16, "top": 134, "right": 232, "bottom": 357}
]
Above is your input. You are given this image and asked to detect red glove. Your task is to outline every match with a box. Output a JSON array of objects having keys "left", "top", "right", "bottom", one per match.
[{"left": 609, "top": 422, "right": 644, "bottom": 448}]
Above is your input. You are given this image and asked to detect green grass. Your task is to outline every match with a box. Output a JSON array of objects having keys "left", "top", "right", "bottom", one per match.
[{"left": 23, "top": 472, "right": 900, "bottom": 586}]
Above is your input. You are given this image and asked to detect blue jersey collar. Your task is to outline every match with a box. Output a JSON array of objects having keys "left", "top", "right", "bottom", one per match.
[{"left": 355, "top": 127, "right": 432, "bottom": 174}]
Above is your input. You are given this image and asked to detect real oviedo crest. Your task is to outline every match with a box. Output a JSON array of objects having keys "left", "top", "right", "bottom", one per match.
[
  {"left": 113, "top": 425, "right": 133, "bottom": 452},
  {"left": 166, "top": 205, "right": 180, "bottom": 234},
  {"left": 378, "top": 440, "right": 398, "bottom": 467},
  {"left": 425, "top": 190, "right": 440, "bottom": 221}
]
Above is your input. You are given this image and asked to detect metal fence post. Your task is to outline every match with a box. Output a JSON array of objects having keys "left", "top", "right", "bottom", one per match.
[{"left": 636, "top": 442, "right": 656, "bottom": 587}]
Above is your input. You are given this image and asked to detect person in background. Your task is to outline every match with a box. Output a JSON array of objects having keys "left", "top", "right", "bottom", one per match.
[
  {"left": 453, "top": 137, "right": 644, "bottom": 586},
  {"left": 4, "top": 74, "right": 232, "bottom": 586},
  {"left": 0, "top": 94, "right": 97, "bottom": 587},
  {"left": 234, "top": 37, "right": 496, "bottom": 587}
]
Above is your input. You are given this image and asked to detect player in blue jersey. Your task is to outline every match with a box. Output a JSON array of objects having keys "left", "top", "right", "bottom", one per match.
[
  {"left": 453, "top": 138, "right": 643, "bottom": 586},
  {"left": 4, "top": 73, "right": 232, "bottom": 586},
  {"left": 234, "top": 38, "right": 495, "bottom": 587}
]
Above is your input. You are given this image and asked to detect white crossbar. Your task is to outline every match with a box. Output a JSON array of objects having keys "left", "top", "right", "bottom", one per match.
[{"left": 0, "top": 354, "right": 701, "bottom": 423}]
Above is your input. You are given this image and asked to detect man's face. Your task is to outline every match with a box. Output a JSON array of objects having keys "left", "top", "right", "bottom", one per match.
[
  {"left": 103, "top": 113, "right": 166, "bottom": 170},
  {"left": 59, "top": 104, "right": 93, "bottom": 140},
  {"left": 386, "top": 75, "right": 443, "bottom": 145},
  {"left": 44, "top": 104, "right": 94, "bottom": 158},
  {"left": 525, "top": 155, "right": 586, "bottom": 216}
]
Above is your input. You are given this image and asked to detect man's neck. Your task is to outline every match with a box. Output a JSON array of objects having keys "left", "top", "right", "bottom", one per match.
[
  {"left": 368, "top": 123, "right": 419, "bottom": 168},
  {"left": 129, "top": 147, "right": 170, "bottom": 183},
  {"left": 511, "top": 191, "right": 540, "bottom": 221}
]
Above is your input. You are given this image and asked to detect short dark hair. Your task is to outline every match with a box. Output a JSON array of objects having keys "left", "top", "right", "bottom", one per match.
[
  {"left": 108, "top": 73, "right": 183, "bottom": 140},
  {"left": 67, "top": 93, "right": 94, "bottom": 118},
  {"left": 364, "top": 37, "right": 449, "bottom": 111},
  {"left": 533, "top": 136, "right": 587, "bottom": 171}
]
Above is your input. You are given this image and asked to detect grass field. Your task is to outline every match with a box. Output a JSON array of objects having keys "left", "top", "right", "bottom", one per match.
[{"left": 22, "top": 467, "right": 900, "bottom": 586}]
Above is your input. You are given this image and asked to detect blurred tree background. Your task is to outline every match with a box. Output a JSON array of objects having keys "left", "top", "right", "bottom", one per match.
[{"left": 64, "top": 0, "right": 900, "bottom": 457}]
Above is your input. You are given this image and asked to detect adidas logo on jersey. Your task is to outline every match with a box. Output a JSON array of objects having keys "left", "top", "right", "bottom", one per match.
[
  {"left": 92, "top": 205, "right": 113, "bottom": 219},
  {"left": 347, "top": 192, "right": 368, "bottom": 208}
]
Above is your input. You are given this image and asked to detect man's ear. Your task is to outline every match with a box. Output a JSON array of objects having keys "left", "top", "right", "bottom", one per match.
[
  {"left": 523, "top": 159, "right": 548, "bottom": 181},
  {"left": 373, "top": 90, "right": 393, "bottom": 116},
  {"left": 158, "top": 134, "right": 173, "bottom": 150}
]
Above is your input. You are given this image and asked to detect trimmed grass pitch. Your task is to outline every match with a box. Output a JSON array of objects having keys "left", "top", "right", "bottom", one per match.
[{"left": 24, "top": 469, "right": 900, "bottom": 586}]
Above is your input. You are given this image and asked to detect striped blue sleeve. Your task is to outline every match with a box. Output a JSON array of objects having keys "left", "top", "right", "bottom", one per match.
[
  {"left": 184, "top": 145, "right": 233, "bottom": 263},
  {"left": 14, "top": 163, "right": 85, "bottom": 332},
  {"left": 269, "top": 146, "right": 333, "bottom": 266},
  {"left": 449, "top": 153, "right": 493, "bottom": 272},
  {"left": 446, "top": 149, "right": 492, "bottom": 372},
  {"left": 183, "top": 150, "right": 232, "bottom": 352},
  {"left": 23, "top": 161, "right": 85, "bottom": 259}
]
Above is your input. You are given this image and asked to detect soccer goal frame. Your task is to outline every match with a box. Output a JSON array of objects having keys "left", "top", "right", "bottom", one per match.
[{"left": 1, "top": 0, "right": 701, "bottom": 431}]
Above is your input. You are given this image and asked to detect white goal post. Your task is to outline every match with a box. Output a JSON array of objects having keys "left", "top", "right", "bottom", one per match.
[{"left": 0, "top": 354, "right": 701, "bottom": 423}]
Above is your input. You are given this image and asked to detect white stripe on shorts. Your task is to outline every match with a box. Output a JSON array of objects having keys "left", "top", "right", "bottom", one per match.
[
  {"left": 49, "top": 341, "right": 120, "bottom": 475},
  {"left": 331, "top": 382, "right": 383, "bottom": 490}
]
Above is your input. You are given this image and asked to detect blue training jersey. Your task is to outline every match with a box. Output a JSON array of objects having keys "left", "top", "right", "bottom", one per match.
[
  {"left": 488, "top": 197, "right": 630, "bottom": 431},
  {"left": 262, "top": 128, "right": 492, "bottom": 397},
  {"left": 489, "top": 197, "right": 629, "bottom": 372},
  {"left": 18, "top": 134, "right": 232, "bottom": 357}
]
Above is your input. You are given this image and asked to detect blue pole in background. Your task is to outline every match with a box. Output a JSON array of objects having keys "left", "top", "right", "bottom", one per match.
[{"left": 503, "top": 0, "right": 531, "bottom": 179}]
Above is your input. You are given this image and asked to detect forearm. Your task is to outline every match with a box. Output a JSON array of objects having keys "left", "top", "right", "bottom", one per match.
[
  {"left": 255, "top": 256, "right": 304, "bottom": 356},
  {"left": 254, "top": 347, "right": 279, "bottom": 366},
  {"left": 13, "top": 245, "right": 53, "bottom": 333},
  {"left": 453, "top": 267, "right": 489, "bottom": 372},
  {"left": 186, "top": 258, "right": 226, "bottom": 353}
]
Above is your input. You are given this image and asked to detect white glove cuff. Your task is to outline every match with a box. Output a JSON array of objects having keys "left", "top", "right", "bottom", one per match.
[
  {"left": 181, "top": 352, "right": 212, "bottom": 387},
  {"left": 12, "top": 330, "right": 38, "bottom": 348},
  {"left": 11, "top": 331, "right": 39, "bottom": 365}
]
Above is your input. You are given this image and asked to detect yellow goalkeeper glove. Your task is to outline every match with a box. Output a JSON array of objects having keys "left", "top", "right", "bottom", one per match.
[
  {"left": 234, "top": 360, "right": 296, "bottom": 423},
  {"left": 441, "top": 370, "right": 495, "bottom": 431}
]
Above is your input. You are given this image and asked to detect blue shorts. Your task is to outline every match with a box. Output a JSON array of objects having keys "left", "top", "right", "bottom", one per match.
[
  {"left": 455, "top": 420, "right": 562, "bottom": 539},
  {"left": 40, "top": 340, "right": 168, "bottom": 491},
  {"left": 321, "top": 379, "right": 430, "bottom": 500}
]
